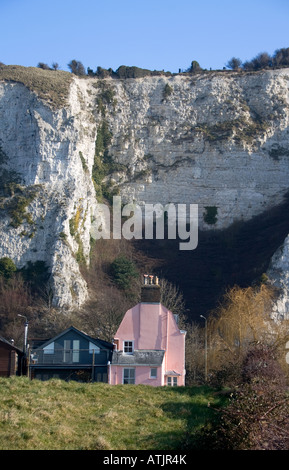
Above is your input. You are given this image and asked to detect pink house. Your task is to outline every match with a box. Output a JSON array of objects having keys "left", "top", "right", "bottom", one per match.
[{"left": 108, "top": 275, "right": 186, "bottom": 386}]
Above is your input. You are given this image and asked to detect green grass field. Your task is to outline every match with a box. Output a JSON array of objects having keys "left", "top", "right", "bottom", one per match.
[{"left": 0, "top": 377, "right": 224, "bottom": 450}]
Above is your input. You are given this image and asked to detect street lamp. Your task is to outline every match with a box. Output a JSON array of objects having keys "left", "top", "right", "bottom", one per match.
[
  {"left": 200, "top": 315, "right": 208, "bottom": 382},
  {"left": 18, "top": 314, "right": 28, "bottom": 355}
]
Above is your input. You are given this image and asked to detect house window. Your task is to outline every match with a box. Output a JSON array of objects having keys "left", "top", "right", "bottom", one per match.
[
  {"left": 89, "top": 342, "right": 100, "bottom": 354},
  {"left": 150, "top": 368, "right": 157, "bottom": 379},
  {"left": 123, "top": 341, "right": 134, "bottom": 354},
  {"left": 64, "top": 340, "right": 70, "bottom": 362},
  {"left": 72, "top": 340, "right": 80, "bottom": 363},
  {"left": 43, "top": 342, "right": 54, "bottom": 354},
  {"left": 167, "top": 376, "right": 178, "bottom": 386},
  {"left": 123, "top": 368, "right": 135, "bottom": 384},
  {"left": 63, "top": 340, "right": 80, "bottom": 363}
]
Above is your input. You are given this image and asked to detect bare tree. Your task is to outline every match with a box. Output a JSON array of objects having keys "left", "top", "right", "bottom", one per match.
[
  {"left": 207, "top": 283, "right": 289, "bottom": 380},
  {"left": 68, "top": 60, "right": 86, "bottom": 76},
  {"left": 37, "top": 62, "right": 51, "bottom": 70},
  {"left": 76, "top": 285, "right": 132, "bottom": 342},
  {"left": 159, "top": 278, "right": 186, "bottom": 317},
  {"left": 273, "top": 47, "right": 289, "bottom": 67},
  {"left": 226, "top": 57, "right": 242, "bottom": 70}
]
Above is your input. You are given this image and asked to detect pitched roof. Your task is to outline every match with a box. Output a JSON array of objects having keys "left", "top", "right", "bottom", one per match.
[
  {"left": 111, "top": 349, "right": 165, "bottom": 366},
  {"left": 0, "top": 335, "right": 23, "bottom": 353},
  {"left": 32, "top": 326, "right": 113, "bottom": 351}
]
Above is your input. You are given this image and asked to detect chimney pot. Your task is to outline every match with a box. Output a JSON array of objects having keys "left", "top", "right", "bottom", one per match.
[{"left": 140, "top": 274, "right": 161, "bottom": 302}]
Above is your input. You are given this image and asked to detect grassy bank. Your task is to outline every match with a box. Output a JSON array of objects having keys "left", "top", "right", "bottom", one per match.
[
  {"left": 0, "top": 377, "right": 224, "bottom": 450},
  {"left": 0, "top": 65, "right": 72, "bottom": 108}
]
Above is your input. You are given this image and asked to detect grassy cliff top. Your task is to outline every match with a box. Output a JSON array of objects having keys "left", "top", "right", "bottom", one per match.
[{"left": 0, "top": 65, "right": 73, "bottom": 108}]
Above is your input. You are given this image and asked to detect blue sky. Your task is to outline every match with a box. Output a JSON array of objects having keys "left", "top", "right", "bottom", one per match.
[{"left": 1, "top": 0, "right": 289, "bottom": 73}]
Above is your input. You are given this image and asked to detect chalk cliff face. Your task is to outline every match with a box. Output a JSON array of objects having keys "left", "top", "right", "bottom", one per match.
[
  {"left": 108, "top": 70, "right": 289, "bottom": 229},
  {"left": 0, "top": 76, "right": 97, "bottom": 308},
  {"left": 1, "top": 67, "right": 289, "bottom": 310},
  {"left": 267, "top": 235, "right": 289, "bottom": 320}
]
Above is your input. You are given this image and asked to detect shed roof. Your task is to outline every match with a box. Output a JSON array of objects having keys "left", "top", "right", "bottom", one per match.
[{"left": 0, "top": 335, "right": 23, "bottom": 353}]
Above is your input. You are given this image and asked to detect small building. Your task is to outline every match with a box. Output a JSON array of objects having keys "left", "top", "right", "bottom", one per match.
[
  {"left": 0, "top": 335, "right": 24, "bottom": 377},
  {"left": 109, "top": 275, "right": 186, "bottom": 386},
  {"left": 29, "top": 326, "right": 113, "bottom": 382}
]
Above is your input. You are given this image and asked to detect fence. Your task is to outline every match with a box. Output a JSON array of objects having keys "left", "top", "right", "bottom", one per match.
[{"left": 30, "top": 348, "right": 110, "bottom": 366}]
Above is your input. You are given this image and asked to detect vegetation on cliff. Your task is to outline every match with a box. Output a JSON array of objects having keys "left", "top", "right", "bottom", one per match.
[
  {"left": 1, "top": 46, "right": 289, "bottom": 110},
  {"left": 0, "top": 65, "right": 72, "bottom": 108}
]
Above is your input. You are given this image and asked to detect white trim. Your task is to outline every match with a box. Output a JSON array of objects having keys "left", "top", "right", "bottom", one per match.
[
  {"left": 122, "top": 367, "right": 135, "bottom": 384},
  {"left": 123, "top": 340, "right": 134, "bottom": 354},
  {"left": 167, "top": 375, "right": 178, "bottom": 386}
]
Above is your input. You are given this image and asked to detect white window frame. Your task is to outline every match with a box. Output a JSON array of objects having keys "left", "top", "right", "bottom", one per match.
[
  {"left": 167, "top": 376, "right": 178, "bottom": 386},
  {"left": 150, "top": 368, "right": 157, "bottom": 379},
  {"left": 123, "top": 368, "right": 135, "bottom": 384},
  {"left": 123, "top": 340, "right": 134, "bottom": 354}
]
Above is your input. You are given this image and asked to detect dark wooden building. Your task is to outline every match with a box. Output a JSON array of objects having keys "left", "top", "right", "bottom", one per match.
[
  {"left": 29, "top": 326, "right": 113, "bottom": 382},
  {"left": 0, "top": 335, "right": 24, "bottom": 377}
]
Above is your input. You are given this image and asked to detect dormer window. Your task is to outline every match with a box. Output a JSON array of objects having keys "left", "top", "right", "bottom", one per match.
[{"left": 123, "top": 340, "right": 134, "bottom": 354}]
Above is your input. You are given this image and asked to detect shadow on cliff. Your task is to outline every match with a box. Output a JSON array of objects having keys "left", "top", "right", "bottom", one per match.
[{"left": 133, "top": 196, "right": 289, "bottom": 322}]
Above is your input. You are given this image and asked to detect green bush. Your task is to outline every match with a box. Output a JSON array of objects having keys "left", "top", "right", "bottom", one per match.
[
  {"left": 110, "top": 256, "right": 138, "bottom": 290},
  {"left": 0, "top": 257, "right": 17, "bottom": 279},
  {"left": 8, "top": 191, "right": 37, "bottom": 228},
  {"left": 162, "top": 83, "right": 173, "bottom": 101},
  {"left": 115, "top": 65, "right": 153, "bottom": 79},
  {"left": 92, "top": 121, "right": 125, "bottom": 202}
]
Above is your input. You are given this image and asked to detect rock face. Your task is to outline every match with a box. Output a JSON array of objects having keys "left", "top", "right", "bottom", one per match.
[
  {"left": 1, "top": 67, "right": 289, "bottom": 309},
  {"left": 267, "top": 235, "right": 289, "bottom": 320},
  {"left": 107, "top": 71, "right": 289, "bottom": 230},
  {"left": 0, "top": 77, "right": 97, "bottom": 308}
]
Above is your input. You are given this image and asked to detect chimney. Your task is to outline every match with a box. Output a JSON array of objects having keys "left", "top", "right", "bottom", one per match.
[{"left": 141, "top": 274, "right": 161, "bottom": 303}]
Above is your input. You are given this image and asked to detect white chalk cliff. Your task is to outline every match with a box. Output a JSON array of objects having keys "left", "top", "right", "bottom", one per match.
[{"left": 1, "top": 66, "right": 289, "bottom": 311}]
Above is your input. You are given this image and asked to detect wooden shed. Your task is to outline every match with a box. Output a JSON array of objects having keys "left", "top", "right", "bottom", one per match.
[{"left": 0, "top": 335, "right": 24, "bottom": 377}]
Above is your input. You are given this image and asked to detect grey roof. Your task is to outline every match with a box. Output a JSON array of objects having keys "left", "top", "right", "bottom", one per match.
[
  {"left": 32, "top": 326, "right": 113, "bottom": 351},
  {"left": 0, "top": 335, "right": 23, "bottom": 353},
  {"left": 111, "top": 349, "right": 165, "bottom": 366},
  {"left": 165, "top": 370, "right": 181, "bottom": 376}
]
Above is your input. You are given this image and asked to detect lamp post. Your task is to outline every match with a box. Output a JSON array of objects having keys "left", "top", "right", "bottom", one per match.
[
  {"left": 18, "top": 314, "right": 28, "bottom": 355},
  {"left": 200, "top": 315, "right": 208, "bottom": 382}
]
